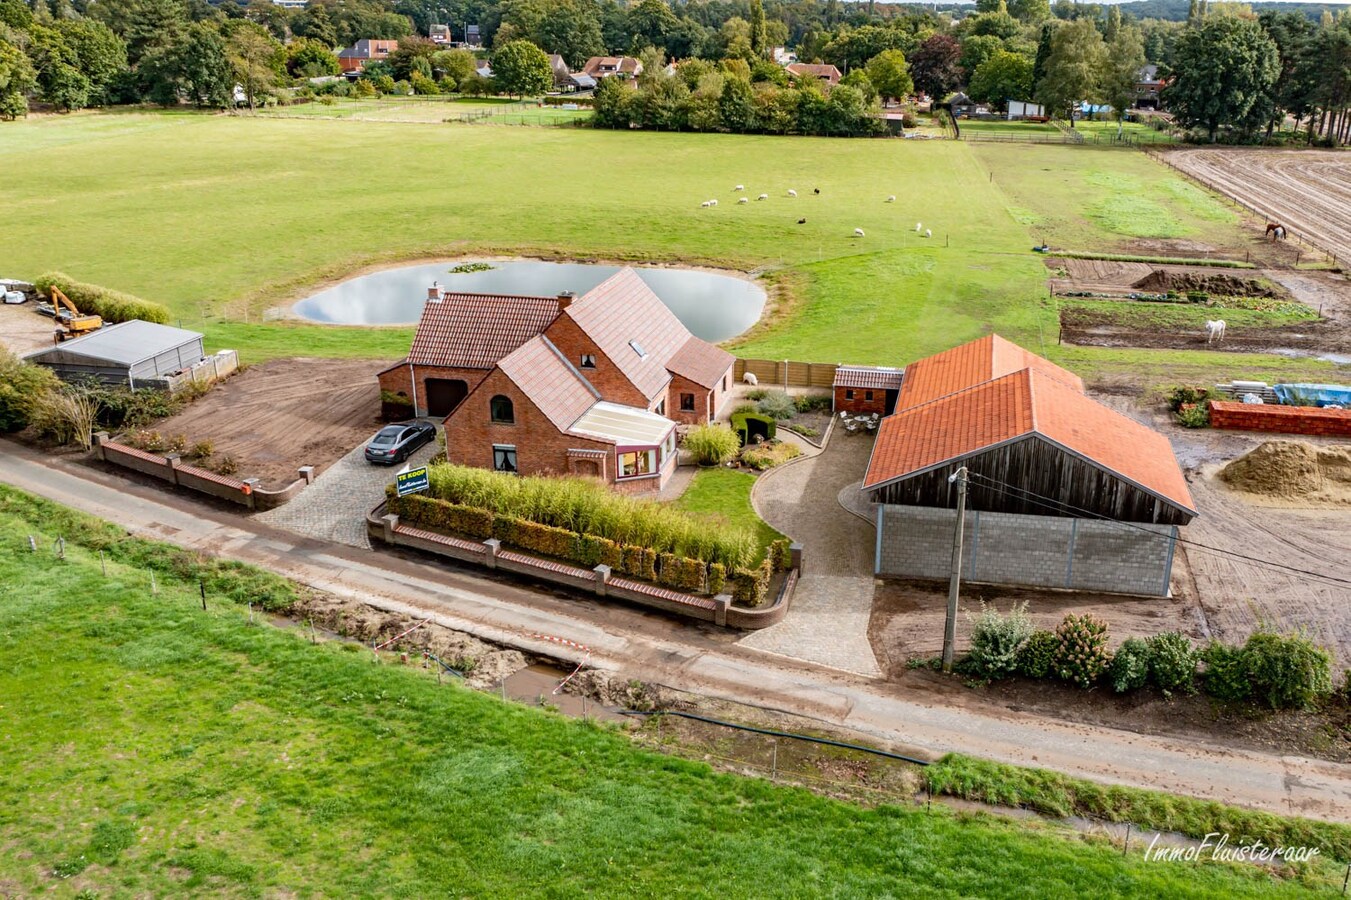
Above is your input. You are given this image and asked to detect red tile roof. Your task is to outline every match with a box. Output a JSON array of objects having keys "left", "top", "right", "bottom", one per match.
[
  {"left": 833, "top": 365, "right": 905, "bottom": 391},
  {"left": 864, "top": 367, "right": 1195, "bottom": 516},
  {"left": 408, "top": 294, "right": 560, "bottom": 369},
  {"left": 895, "top": 333, "right": 1083, "bottom": 408},
  {"left": 562, "top": 268, "right": 689, "bottom": 401},
  {"left": 786, "top": 63, "right": 842, "bottom": 83},
  {"left": 667, "top": 336, "right": 734, "bottom": 389},
  {"left": 496, "top": 336, "right": 599, "bottom": 433}
]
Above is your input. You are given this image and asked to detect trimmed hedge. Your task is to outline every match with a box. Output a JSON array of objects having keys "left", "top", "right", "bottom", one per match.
[
  {"left": 732, "top": 559, "right": 773, "bottom": 607},
  {"left": 658, "top": 553, "right": 707, "bottom": 593},
  {"left": 390, "top": 493, "right": 493, "bottom": 539},
  {"left": 35, "top": 272, "right": 172, "bottom": 325},
  {"left": 730, "top": 410, "right": 777, "bottom": 447},
  {"left": 769, "top": 539, "right": 793, "bottom": 571}
]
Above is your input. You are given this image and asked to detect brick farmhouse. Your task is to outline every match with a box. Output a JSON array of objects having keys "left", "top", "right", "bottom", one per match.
[
  {"left": 378, "top": 268, "right": 735, "bottom": 493},
  {"left": 862, "top": 335, "right": 1197, "bottom": 597}
]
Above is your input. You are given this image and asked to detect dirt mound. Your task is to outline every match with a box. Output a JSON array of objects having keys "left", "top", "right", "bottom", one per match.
[
  {"left": 1132, "top": 270, "right": 1285, "bottom": 299},
  {"left": 1220, "top": 440, "right": 1351, "bottom": 503}
]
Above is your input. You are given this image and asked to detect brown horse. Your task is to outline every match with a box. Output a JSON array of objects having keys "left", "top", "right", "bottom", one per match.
[{"left": 1265, "top": 222, "right": 1287, "bottom": 241}]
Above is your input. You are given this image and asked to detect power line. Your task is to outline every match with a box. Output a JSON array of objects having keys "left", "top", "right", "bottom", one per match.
[{"left": 960, "top": 471, "right": 1351, "bottom": 590}]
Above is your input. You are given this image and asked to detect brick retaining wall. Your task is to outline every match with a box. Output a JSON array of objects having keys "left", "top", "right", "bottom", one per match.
[
  {"left": 1209, "top": 401, "right": 1351, "bottom": 437},
  {"left": 876, "top": 504, "right": 1177, "bottom": 598},
  {"left": 367, "top": 503, "right": 796, "bottom": 629}
]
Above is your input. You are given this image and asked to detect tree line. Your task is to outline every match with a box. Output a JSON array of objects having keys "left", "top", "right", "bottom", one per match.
[{"left": 1, "top": 0, "right": 1348, "bottom": 145}]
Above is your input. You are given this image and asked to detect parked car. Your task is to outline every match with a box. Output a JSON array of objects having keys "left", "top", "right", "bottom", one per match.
[{"left": 364, "top": 421, "right": 437, "bottom": 465}]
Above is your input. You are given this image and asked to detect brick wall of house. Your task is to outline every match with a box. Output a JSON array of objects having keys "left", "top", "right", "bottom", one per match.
[
  {"left": 1209, "top": 401, "right": 1351, "bottom": 437},
  {"left": 444, "top": 368, "right": 626, "bottom": 483},
  {"left": 544, "top": 315, "right": 650, "bottom": 408},
  {"left": 834, "top": 385, "right": 888, "bottom": 415},
  {"left": 709, "top": 363, "right": 734, "bottom": 418},
  {"left": 668, "top": 374, "right": 710, "bottom": 425},
  {"left": 378, "top": 363, "right": 490, "bottom": 418}
]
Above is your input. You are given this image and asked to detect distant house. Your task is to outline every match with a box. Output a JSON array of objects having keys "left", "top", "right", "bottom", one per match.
[
  {"left": 377, "top": 268, "right": 735, "bottom": 493},
  {"left": 772, "top": 47, "right": 796, "bottom": 65},
  {"left": 548, "top": 54, "right": 571, "bottom": 86},
  {"left": 337, "top": 39, "right": 398, "bottom": 74},
  {"left": 428, "top": 24, "right": 451, "bottom": 44},
  {"left": 582, "top": 56, "right": 643, "bottom": 80},
  {"left": 833, "top": 365, "right": 904, "bottom": 416},
  {"left": 1135, "top": 64, "right": 1166, "bottom": 109},
  {"left": 785, "top": 63, "right": 841, "bottom": 87}
]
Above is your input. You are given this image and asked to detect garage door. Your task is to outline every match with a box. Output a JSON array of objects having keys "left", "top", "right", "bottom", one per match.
[{"left": 425, "top": 378, "right": 468, "bottom": 417}]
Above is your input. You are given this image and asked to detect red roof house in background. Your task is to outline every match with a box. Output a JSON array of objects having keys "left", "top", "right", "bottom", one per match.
[{"left": 337, "top": 39, "right": 399, "bottom": 74}]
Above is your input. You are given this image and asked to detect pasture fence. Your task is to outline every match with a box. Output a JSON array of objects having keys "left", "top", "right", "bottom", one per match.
[
  {"left": 959, "top": 127, "right": 1175, "bottom": 147},
  {"left": 1144, "top": 149, "right": 1339, "bottom": 268}
]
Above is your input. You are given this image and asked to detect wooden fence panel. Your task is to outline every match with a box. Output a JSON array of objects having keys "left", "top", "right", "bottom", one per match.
[{"left": 734, "top": 358, "right": 839, "bottom": 389}]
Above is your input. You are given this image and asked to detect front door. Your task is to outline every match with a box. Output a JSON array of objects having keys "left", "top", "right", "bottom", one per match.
[{"left": 424, "top": 378, "right": 468, "bottom": 417}]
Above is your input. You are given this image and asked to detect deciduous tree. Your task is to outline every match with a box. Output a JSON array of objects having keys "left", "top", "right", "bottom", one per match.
[
  {"left": 968, "top": 49, "right": 1033, "bottom": 109},
  {"left": 909, "top": 33, "right": 962, "bottom": 99},
  {"left": 491, "top": 38, "right": 551, "bottom": 98},
  {"left": 1101, "top": 24, "right": 1144, "bottom": 135},
  {"left": 1037, "top": 17, "right": 1105, "bottom": 126},
  {"left": 865, "top": 48, "right": 912, "bottom": 103},
  {"left": 1164, "top": 15, "right": 1279, "bottom": 142}
]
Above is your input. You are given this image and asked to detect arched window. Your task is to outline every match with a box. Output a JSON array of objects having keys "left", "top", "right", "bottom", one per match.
[{"left": 490, "top": 395, "right": 515, "bottom": 424}]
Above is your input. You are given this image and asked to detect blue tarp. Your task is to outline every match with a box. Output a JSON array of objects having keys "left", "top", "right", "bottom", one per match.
[{"left": 1273, "top": 383, "right": 1351, "bottom": 407}]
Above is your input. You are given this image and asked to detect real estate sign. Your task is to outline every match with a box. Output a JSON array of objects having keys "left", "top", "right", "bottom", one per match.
[{"left": 396, "top": 466, "right": 430, "bottom": 497}]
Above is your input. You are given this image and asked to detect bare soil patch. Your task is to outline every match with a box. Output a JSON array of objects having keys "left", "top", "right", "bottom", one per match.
[
  {"left": 0, "top": 302, "right": 54, "bottom": 357},
  {"left": 151, "top": 358, "right": 390, "bottom": 488},
  {"left": 1051, "top": 257, "right": 1289, "bottom": 300},
  {"left": 1164, "top": 148, "right": 1351, "bottom": 265},
  {"left": 1132, "top": 269, "right": 1286, "bottom": 298},
  {"left": 1059, "top": 305, "right": 1347, "bottom": 356}
]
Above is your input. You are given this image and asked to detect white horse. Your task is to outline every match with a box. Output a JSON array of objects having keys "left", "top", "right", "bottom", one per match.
[{"left": 1205, "top": 319, "right": 1227, "bottom": 344}]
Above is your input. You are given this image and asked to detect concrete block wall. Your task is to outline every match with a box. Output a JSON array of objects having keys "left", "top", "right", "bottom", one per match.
[
  {"left": 877, "top": 505, "right": 1176, "bottom": 597},
  {"left": 1209, "top": 401, "right": 1351, "bottom": 437}
]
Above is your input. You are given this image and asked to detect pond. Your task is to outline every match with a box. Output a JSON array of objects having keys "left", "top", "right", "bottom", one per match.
[{"left": 291, "top": 259, "right": 766, "bottom": 342}]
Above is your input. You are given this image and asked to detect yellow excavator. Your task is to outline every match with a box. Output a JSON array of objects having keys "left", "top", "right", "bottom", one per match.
[{"left": 48, "top": 286, "right": 102, "bottom": 342}]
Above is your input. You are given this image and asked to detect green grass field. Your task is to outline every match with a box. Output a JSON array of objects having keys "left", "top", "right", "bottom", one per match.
[
  {"left": 671, "top": 467, "right": 786, "bottom": 559},
  {"left": 0, "top": 485, "right": 1342, "bottom": 898},
  {"left": 0, "top": 111, "right": 1332, "bottom": 383}
]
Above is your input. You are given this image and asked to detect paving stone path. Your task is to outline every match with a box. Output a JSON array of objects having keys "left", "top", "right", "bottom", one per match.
[
  {"left": 738, "top": 431, "right": 883, "bottom": 677},
  {"left": 257, "top": 437, "right": 439, "bottom": 548}
]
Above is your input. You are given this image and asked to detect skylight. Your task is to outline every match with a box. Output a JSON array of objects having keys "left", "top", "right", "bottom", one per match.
[{"left": 629, "top": 340, "right": 648, "bottom": 359}]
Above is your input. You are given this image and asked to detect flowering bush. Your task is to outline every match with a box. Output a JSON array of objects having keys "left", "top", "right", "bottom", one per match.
[{"left": 1053, "top": 614, "right": 1110, "bottom": 688}]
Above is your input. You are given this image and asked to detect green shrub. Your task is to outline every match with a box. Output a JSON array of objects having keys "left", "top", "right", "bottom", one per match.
[
  {"left": 743, "top": 388, "right": 769, "bottom": 401},
  {"left": 1146, "top": 631, "right": 1197, "bottom": 696},
  {"left": 707, "top": 562, "right": 726, "bottom": 596},
  {"left": 1174, "top": 403, "right": 1210, "bottom": 428},
  {"left": 1053, "top": 614, "right": 1110, "bottom": 688},
  {"left": 1185, "top": 290, "right": 1209, "bottom": 303},
  {"left": 1016, "top": 630, "right": 1058, "bottom": 679},
  {"left": 35, "top": 272, "right": 171, "bottom": 325},
  {"left": 390, "top": 493, "right": 494, "bottom": 539},
  {"left": 1167, "top": 386, "right": 1213, "bottom": 412},
  {"left": 756, "top": 389, "right": 797, "bottom": 420},
  {"left": 493, "top": 515, "right": 577, "bottom": 560},
  {"left": 793, "top": 393, "right": 832, "bottom": 413},
  {"left": 729, "top": 411, "right": 777, "bottom": 447},
  {"left": 620, "top": 545, "right": 657, "bottom": 580},
  {"left": 0, "top": 347, "right": 59, "bottom": 433},
  {"left": 1108, "top": 638, "right": 1150, "bottom": 693},
  {"left": 965, "top": 601, "right": 1034, "bottom": 681},
  {"left": 731, "top": 559, "right": 772, "bottom": 607},
  {"left": 575, "top": 533, "right": 623, "bottom": 569},
  {"left": 785, "top": 423, "right": 819, "bottom": 438},
  {"left": 422, "top": 464, "right": 755, "bottom": 569},
  {"left": 1200, "top": 642, "right": 1252, "bottom": 703},
  {"left": 741, "top": 441, "right": 801, "bottom": 471},
  {"left": 683, "top": 423, "right": 740, "bottom": 466},
  {"left": 657, "top": 553, "right": 707, "bottom": 593},
  {"left": 1241, "top": 631, "right": 1333, "bottom": 710}
]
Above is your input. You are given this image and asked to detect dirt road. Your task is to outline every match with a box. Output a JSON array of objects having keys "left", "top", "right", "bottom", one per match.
[
  {"left": 3, "top": 440, "right": 1349, "bottom": 824},
  {"left": 152, "top": 357, "right": 391, "bottom": 488},
  {"left": 1164, "top": 149, "right": 1351, "bottom": 264}
]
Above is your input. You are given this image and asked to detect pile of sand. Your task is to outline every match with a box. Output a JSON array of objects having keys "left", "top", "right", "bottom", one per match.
[{"left": 1220, "top": 440, "right": 1351, "bottom": 503}]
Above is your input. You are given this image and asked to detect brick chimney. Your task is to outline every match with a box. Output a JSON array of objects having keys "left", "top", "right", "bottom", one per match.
[
  {"left": 427, "top": 281, "right": 441, "bottom": 301},
  {"left": 557, "top": 290, "right": 575, "bottom": 311}
]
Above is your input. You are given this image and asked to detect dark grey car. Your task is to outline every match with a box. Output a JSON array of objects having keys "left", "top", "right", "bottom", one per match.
[{"left": 364, "top": 421, "right": 437, "bottom": 465}]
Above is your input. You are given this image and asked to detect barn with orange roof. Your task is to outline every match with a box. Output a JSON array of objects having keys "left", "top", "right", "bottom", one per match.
[{"left": 862, "top": 335, "right": 1195, "bottom": 597}]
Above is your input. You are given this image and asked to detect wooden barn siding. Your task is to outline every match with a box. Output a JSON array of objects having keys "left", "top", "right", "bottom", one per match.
[{"left": 868, "top": 435, "right": 1191, "bottom": 526}]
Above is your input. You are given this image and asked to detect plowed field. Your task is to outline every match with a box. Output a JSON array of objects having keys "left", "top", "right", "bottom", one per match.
[{"left": 1165, "top": 149, "right": 1351, "bottom": 263}]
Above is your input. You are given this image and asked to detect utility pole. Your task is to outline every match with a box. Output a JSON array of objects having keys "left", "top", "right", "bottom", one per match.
[{"left": 942, "top": 466, "right": 969, "bottom": 673}]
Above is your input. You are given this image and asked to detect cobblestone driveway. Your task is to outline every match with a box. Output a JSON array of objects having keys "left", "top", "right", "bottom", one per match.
[
  {"left": 257, "top": 431, "right": 440, "bottom": 548},
  {"left": 738, "top": 431, "right": 882, "bottom": 677}
]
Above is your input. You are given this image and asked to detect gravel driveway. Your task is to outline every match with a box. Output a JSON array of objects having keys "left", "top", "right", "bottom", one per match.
[{"left": 257, "top": 429, "right": 440, "bottom": 548}]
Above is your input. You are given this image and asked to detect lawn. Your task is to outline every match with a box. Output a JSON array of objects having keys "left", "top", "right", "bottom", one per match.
[
  {"left": 0, "top": 484, "right": 1341, "bottom": 898},
  {"left": 670, "top": 467, "right": 785, "bottom": 560},
  {"left": 959, "top": 119, "right": 1061, "bottom": 134},
  {"left": 0, "top": 110, "right": 1320, "bottom": 385}
]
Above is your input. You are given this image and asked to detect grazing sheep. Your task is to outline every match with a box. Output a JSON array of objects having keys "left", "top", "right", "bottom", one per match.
[
  {"left": 924, "top": 229, "right": 932, "bottom": 238},
  {"left": 743, "top": 371, "right": 759, "bottom": 386},
  {"left": 700, "top": 201, "right": 711, "bottom": 208},
  {"left": 813, "top": 188, "right": 820, "bottom": 194},
  {"left": 915, "top": 222, "right": 922, "bottom": 233},
  {"left": 757, "top": 193, "right": 769, "bottom": 201},
  {"left": 735, "top": 184, "right": 745, "bottom": 191},
  {"left": 1206, "top": 319, "right": 1227, "bottom": 344},
  {"left": 885, "top": 195, "right": 896, "bottom": 203},
  {"left": 709, "top": 198, "right": 718, "bottom": 206},
  {"left": 787, "top": 189, "right": 797, "bottom": 197},
  {"left": 854, "top": 228, "right": 865, "bottom": 237},
  {"left": 738, "top": 197, "right": 749, "bottom": 204},
  {"left": 797, "top": 218, "right": 806, "bottom": 224}
]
